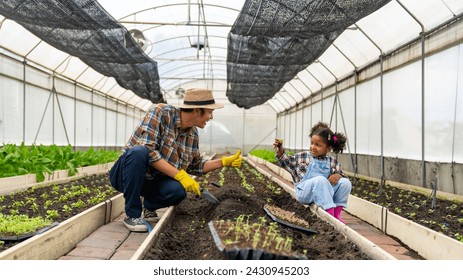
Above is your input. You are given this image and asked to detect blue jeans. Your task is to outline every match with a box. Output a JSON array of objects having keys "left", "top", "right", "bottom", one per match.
[
  {"left": 109, "top": 146, "right": 186, "bottom": 218},
  {"left": 295, "top": 176, "right": 352, "bottom": 210}
]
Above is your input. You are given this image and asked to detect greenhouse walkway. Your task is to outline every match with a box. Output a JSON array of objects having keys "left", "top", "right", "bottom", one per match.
[
  {"left": 58, "top": 209, "right": 167, "bottom": 260},
  {"left": 58, "top": 161, "right": 421, "bottom": 260}
]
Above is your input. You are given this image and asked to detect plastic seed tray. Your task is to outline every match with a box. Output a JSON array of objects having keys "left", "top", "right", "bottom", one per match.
[
  {"left": 263, "top": 206, "right": 318, "bottom": 234},
  {"left": 208, "top": 221, "right": 307, "bottom": 260},
  {"left": 0, "top": 222, "right": 59, "bottom": 242}
]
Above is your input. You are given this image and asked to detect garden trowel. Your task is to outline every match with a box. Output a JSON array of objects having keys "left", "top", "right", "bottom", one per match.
[{"left": 200, "top": 187, "right": 219, "bottom": 203}]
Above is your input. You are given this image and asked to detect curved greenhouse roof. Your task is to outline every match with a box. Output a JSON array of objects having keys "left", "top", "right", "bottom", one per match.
[{"left": 1, "top": 0, "right": 461, "bottom": 112}]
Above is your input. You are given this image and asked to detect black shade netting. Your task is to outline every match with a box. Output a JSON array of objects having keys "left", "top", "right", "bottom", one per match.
[
  {"left": 227, "top": 0, "right": 391, "bottom": 109},
  {"left": 0, "top": 0, "right": 163, "bottom": 103}
]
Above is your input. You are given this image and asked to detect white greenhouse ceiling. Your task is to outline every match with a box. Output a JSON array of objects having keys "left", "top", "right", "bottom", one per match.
[{"left": 0, "top": 0, "right": 462, "bottom": 113}]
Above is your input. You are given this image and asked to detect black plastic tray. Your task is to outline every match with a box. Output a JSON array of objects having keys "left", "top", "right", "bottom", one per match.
[
  {"left": 263, "top": 206, "right": 318, "bottom": 234},
  {"left": 208, "top": 221, "right": 307, "bottom": 260},
  {"left": 0, "top": 222, "right": 59, "bottom": 242}
]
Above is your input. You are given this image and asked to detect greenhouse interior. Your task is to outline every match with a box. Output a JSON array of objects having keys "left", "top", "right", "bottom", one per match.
[{"left": 0, "top": 0, "right": 463, "bottom": 263}]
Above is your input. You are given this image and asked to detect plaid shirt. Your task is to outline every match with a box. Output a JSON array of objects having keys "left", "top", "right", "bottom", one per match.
[
  {"left": 276, "top": 151, "right": 344, "bottom": 183},
  {"left": 123, "top": 104, "right": 206, "bottom": 176}
]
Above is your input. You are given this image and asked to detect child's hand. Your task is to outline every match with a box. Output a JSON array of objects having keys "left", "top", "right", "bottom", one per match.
[
  {"left": 273, "top": 138, "right": 284, "bottom": 157},
  {"left": 329, "top": 174, "right": 342, "bottom": 185},
  {"left": 273, "top": 138, "right": 283, "bottom": 149}
]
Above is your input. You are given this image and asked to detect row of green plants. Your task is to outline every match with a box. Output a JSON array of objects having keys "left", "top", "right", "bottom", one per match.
[
  {"left": 0, "top": 143, "right": 120, "bottom": 181},
  {"left": 249, "top": 149, "right": 294, "bottom": 164},
  {"left": 249, "top": 149, "right": 278, "bottom": 163},
  {"left": 0, "top": 174, "right": 117, "bottom": 249}
]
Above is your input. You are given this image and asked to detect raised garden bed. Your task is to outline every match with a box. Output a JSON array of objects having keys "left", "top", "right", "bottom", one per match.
[
  {"left": 349, "top": 177, "right": 463, "bottom": 243},
  {"left": 144, "top": 161, "right": 373, "bottom": 260},
  {"left": 0, "top": 173, "right": 118, "bottom": 253}
]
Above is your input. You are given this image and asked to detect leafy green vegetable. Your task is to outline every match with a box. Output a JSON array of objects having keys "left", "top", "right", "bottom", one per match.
[{"left": 0, "top": 143, "right": 120, "bottom": 181}]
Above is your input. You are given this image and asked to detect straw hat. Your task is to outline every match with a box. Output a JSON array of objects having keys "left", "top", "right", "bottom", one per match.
[{"left": 176, "top": 88, "right": 224, "bottom": 109}]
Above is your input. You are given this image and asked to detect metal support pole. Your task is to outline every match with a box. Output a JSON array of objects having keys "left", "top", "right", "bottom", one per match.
[
  {"left": 53, "top": 83, "right": 71, "bottom": 145},
  {"left": 355, "top": 23, "right": 385, "bottom": 193},
  {"left": 421, "top": 33, "right": 426, "bottom": 188},
  {"left": 33, "top": 91, "right": 52, "bottom": 145},
  {"left": 379, "top": 54, "right": 384, "bottom": 194},
  {"left": 73, "top": 83, "right": 77, "bottom": 150},
  {"left": 241, "top": 108, "right": 245, "bottom": 154},
  {"left": 353, "top": 71, "right": 358, "bottom": 175},
  {"left": 22, "top": 60, "right": 26, "bottom": 144},
  {"left": 396, "top": 0, "right": 427, "bottom": 188},
  {"left": 315, "top": 60, "right": 337, "bottom": 128}
]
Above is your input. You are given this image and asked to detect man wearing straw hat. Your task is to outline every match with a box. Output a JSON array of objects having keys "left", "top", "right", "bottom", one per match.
[{"left": 109, "top": 88, "right": 242, "bottom": 232}]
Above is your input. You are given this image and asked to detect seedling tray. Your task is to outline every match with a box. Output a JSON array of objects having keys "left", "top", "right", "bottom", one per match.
[
  {"left": 263, "top": 205, "right": 318, "bottom": 234},
  {"left": 0, "top": 221, "right": 59, "bottom": 242},
  {"left": 208, "top": 221, "right": 307, "bottom": 260}
]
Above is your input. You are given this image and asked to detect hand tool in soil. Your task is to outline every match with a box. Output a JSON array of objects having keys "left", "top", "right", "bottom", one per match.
[
  {"left": 211, "top": 182, "right": 222, "bottom": 188},
  {"left": 198, "top": 187, "right": 220, "bottom": 203}
]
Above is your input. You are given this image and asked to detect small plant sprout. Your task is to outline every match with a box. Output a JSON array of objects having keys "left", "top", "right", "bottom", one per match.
[
  {"left": 218, "top": 219, "right": 225, "bottom": 229},
  {"left": 283, "top": 237, "right": 293, "bottom": 252},
  {"left": 252, "top": 230, "right": 260, "bottom": 248},
  {"left": 62, "top": 205, "right": 72, "bottom": 213},
  {"left": 261, "top": 235, "right": 270, "bottom": 248},
  {"left": 274, "top": 236, "right": 284, "bottom": 251},
  {"left": 224, "top": 239, "right": 235, "bottom": 245},
  {"left": 46, "top": 210, "right": 59, "bottom": 220},
  {"left": 455, "top": 233, "right": 463, "bottom": 243}
]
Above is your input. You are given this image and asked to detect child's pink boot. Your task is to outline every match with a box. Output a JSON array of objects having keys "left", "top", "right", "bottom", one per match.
[
  {"left": 334, "top": 206, "right": 345, "bottom": 224},
  {"left": 326, "top": 207, "right": 335, "bottom": 217}
]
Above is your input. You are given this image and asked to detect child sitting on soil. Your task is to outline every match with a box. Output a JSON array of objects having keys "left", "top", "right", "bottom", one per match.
[{"left": 274, "top": 122, "right": 352, "bottom": 223}]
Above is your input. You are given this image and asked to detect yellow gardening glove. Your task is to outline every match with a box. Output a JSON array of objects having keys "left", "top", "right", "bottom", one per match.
[
  {"left": 174, "top": 170, "right": 201, "bottom": 195},
  {"left": 222, "top": 150, "right": 242, "bottom": 167}
]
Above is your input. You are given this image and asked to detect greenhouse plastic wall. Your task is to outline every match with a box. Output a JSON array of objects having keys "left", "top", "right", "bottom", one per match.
[
  {"left": 276, "top": 43, "right": 463, "bottom": 195},
  {"left": 198, "top": 98, "right": 277, "bottom": 155},
  {"left": 0, "top": 51, "right": 145, "bottom": 149},
  {"left": 1, "top": 57, "right": 277, "bottom": 156}
]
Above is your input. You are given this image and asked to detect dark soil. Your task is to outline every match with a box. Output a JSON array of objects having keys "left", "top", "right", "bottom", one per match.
[
  {"left": 0, "top": 173, "right": 117, "bottom": 253},
  {"left": 349, "top": 177, "right": 463, "bottom": 242},
  {"left": 144, "top": 162, "right": 371, "bottom": 260}
]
